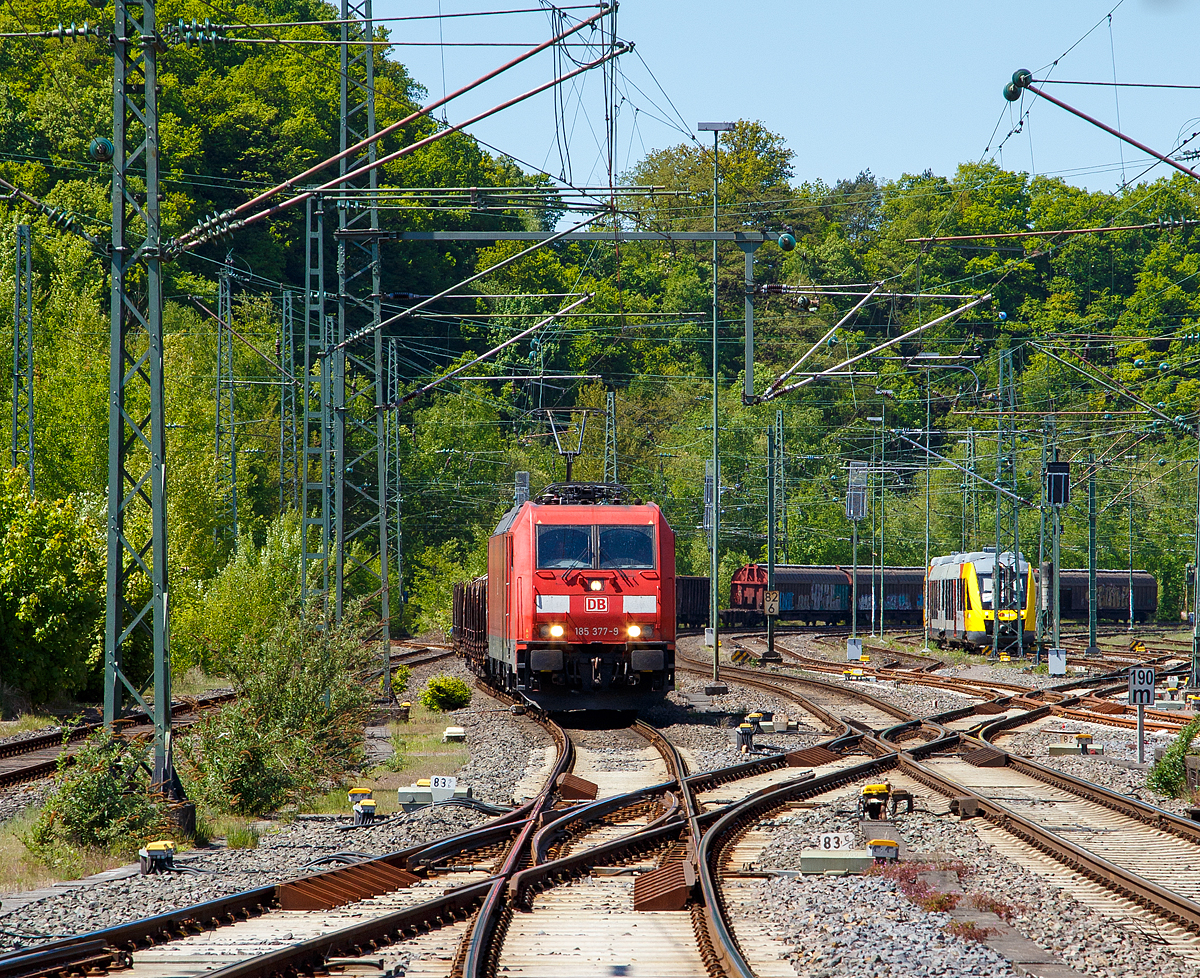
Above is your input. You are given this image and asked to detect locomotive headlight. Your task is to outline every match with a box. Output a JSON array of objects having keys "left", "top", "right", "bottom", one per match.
[
  {"left": 549, "top": 624, "right": 565, "bottom": 639},
  {"left": 626, "top": 624, "right": 642, "bottom": 639},
  {"left": 588, "top": 579, "right": 604, "bottom": 592}
]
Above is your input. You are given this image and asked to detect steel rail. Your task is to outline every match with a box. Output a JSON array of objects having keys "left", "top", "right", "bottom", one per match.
[
  {"left": 676, "top": 649, "right": 917, "bottom": 728},
  {"left": 897, "top": 749, "right": 1200, "bottom": 933},
  {"left": 0, "top": 690, "right": 571, "bottom": 978},
  {"left": 202, "top": 880, "right": 497, "bottom": 978},
  {"left": 0, "top": 692, "right": 236, "bottom": 788},
  {"left": 459, "top": 709, "right": 574, "bottom": 978},
  {"left": 696, "top": 748, "right": 909, "bottom": 978}
]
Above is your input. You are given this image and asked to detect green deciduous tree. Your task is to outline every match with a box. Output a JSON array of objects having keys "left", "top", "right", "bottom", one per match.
[{"left": 0, "top": 469, "right": 104, "bottom": 706}]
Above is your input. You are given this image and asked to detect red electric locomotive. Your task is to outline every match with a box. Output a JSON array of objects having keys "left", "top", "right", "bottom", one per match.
[{"left": 453, "top": 483, "right": 676, "bottom": 711}]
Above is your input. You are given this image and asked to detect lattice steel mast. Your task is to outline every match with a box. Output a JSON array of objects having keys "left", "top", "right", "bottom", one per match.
[
  {"left": 603, "top": 390, "right": 617, "bottom": 483},
  {"left": 386, "top": 338, "right": 404, "bottom": 620},
  {"left": 103, "top": 0, "right": 176, "bottom": 793},
  {"left": 300, "top": 195, "right": 332, "bottom": 616},
  {"left": 334, "top": 0, "right": 391, "bottom": 693},
  {"left": 11, "top": 224, "right": 33, "bottom": 492}
]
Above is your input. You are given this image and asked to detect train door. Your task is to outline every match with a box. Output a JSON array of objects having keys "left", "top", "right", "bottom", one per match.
[{"left": 955, "top": 578, "right": 965, "bottom": 637}]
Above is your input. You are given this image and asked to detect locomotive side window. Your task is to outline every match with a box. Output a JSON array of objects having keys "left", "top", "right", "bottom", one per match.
[
  {"left": 537, "top": 525, "right": 593, "bottom": 568},
  {"left": 598, "top": 525, "right": 656, "bottom": 569}
]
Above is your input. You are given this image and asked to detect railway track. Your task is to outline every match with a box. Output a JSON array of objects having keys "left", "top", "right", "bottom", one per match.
[
  {"left": 0, "top": 663, "right": 911, "bottom": 978},
  {"left": 9, "top": 649, "right": 1200, "bottom": 977},
  {"left": 0, "top": 692, "right": 235, "bottom": 790},
  {"left": 1, "top": 642, "right": 452, "bottom": 792}
]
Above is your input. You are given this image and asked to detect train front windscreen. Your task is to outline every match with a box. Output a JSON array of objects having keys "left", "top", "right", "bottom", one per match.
[
  {"left": 975, "top": 567, "right": 1028, "bottom": 609},
  {"left": 536, "top": 524, "right": 656, "bottom": 570}
]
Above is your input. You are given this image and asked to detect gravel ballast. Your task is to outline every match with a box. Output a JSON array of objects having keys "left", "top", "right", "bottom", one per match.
[
  {"left": 0, "top": 804, "right": 491, "bottom": 951},
  {"left": 752, "top": 788, "right": 1197, "bottom": 978},
  {"left": 0, "top": 664, "right": 555, "bottom": 952},
  {"left": 749, "top": 874, "right": 1016, "bottom": 978}
]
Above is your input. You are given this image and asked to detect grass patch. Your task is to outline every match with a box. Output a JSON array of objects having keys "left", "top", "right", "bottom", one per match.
[
  {"left": 0, "top": 807, "right": 124, "bottom": 891},
  {"left": 306, "top": 785, "right": 403, "bottom": 816},
  {"left": 225, "top": 824, "right": 260, "bottom": 849},
  {"left": 173, "top": 666, "right": 226, "bottom": 698},
  {"left": 365, "top": 704, "right": 469, "bottom": 782},
  {"left": 0, "top": 714, "right": 59, "bottom": 739}
]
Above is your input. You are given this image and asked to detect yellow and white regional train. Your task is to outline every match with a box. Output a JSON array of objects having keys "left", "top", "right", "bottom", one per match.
[{"left": 925, "top": 548, "right": 1036, "bottom": 651}]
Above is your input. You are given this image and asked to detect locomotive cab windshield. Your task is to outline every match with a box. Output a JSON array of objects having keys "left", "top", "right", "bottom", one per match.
[{"left": 536, "top": 524, "right": 656, "bottom": 570}]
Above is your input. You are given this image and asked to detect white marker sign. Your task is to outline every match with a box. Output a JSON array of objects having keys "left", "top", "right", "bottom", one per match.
[
  {"left": 1128, "top": 666, "right": 1156, "bottom": 707},
  {"left": 430, "top": 775, "right": 458, "bottom": 803},
  {"left": 819, "top": 832, "right": 856, "bottom": 851},
  {"left": 764, "top": 590, "right": 780, "bottom": 616}
]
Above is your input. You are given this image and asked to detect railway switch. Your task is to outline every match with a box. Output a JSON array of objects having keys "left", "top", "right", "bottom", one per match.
[
  {"left": 736, "top": 723, "right": 755, "bottom": 752},
  {"left": 746, "top": 712, "right": 763, "bottom": 734},
  {"left": 138, "top": 839, "right": 176, "bottom": 874}
]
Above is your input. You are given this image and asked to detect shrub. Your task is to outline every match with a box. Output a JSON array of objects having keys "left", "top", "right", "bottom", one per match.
[
  {"left": 171, "top": 511, "right": 301, "bottom": 673},
  {"left": 381, "top": 665, "right": 411, "bottom": 699},
  {"left": 0, "top": 469, "right": 105, "bottom": 704},
  {"left": 176, "top": 605, "right": 372, "bottom": 816},
  {"left": 23, "top": 731, "right": 171, "bottom": 873},
  {"left": 1147, "top": 716, "right": 1200, "bottom": 798},
  {"left": 420, "top": 674, "right": 472, "bottom": 712}
]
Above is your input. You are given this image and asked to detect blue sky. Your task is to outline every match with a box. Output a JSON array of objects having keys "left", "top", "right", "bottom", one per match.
[{"left": 373, "top": 1, "right": 1200, "bottom": 192}]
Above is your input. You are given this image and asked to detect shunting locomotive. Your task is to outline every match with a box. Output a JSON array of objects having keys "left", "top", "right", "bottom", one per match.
[{"left": 453, "top": 482, "right": 676, "bottom": 711}]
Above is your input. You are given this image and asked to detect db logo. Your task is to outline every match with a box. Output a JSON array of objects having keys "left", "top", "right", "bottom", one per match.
[{"left": 585, "top": 596, "right": 608, "bottom": 613}]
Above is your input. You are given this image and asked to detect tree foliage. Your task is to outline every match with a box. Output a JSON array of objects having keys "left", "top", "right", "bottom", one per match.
[
  {"left": 1, "top": 0, "right": 1199, "bottom": 700},
  {"left": 0, "top": 469, "right": 104, "bottom": 706}
]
